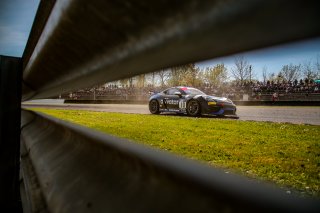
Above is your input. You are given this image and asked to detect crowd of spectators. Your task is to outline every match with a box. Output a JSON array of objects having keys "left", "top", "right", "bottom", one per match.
[
  {"left": 218, "top": 79, "right": 319, "bottom": 100},
  {"left": 250, "top": 79, "right": 319, "bottom": 94},
  {"left": 62, "top": 84, "right": 154, "bottom": 100}
]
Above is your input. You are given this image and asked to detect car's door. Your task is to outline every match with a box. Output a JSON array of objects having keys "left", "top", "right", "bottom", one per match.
[{"left": 163, "top": 88, "right": 181, "bottom": 111}]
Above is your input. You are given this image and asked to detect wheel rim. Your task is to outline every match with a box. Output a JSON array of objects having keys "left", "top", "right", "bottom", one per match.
[
  {"left": 150, "top": 100, "right": 158, "bottom": 113},
  {"left": 188, "top": 101, "right": 199, "bottom": 115}
]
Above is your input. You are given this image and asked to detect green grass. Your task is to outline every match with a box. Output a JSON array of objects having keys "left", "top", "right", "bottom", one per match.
[{"left": 31, "top": 108, "right": 320, "bottom": 197}]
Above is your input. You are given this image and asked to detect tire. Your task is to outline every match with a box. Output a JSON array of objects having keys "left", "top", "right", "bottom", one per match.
[
  {"left": 186, "top": 99, "right": 201, "bottom": 116},
  {"left": 149, "top": 99, "right": 160, "bottom": 114}
]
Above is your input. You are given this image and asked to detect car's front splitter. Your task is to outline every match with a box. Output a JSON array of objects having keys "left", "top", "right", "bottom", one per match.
[{"left": 207, "top": 107, "right": 236, "bottom": 116}]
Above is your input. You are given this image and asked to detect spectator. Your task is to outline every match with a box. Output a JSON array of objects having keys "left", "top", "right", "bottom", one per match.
[{"left": 272, "top": 92, "right": 278, "bottom": 102}]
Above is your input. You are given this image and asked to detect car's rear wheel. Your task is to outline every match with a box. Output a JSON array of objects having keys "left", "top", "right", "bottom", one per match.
[
  {"left": 149, "top": 99, "right": 160, "bottom": 114},
  {"left": 187, "top": 100, "right": 201, "bottom": 116}
]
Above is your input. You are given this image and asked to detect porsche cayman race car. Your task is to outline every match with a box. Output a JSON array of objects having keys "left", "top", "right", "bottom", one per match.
[{"left": 148, "top": 86, "right": 237, "bottom": 117}]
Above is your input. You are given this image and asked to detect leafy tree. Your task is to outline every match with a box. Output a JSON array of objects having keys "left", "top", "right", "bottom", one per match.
[
  {"left": 168, "top": 63, "right": 200, "bottom": 86},
  {"left": 181, "top": 64, "right": 202, "bottom": 86},
  {"left": 137, "top": 74, "right": 145, "bottom": 88},
  {"left": 119, "top": 78, "right": 129, "bottom": 87},
  {"left": 203, "top": 64, "right": 228, "bottom": 87}
]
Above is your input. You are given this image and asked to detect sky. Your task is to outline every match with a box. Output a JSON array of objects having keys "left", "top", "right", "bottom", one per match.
[
  {"left": 0, "top": 0, "right": 39, "bottom": 57},
  {"left": 0, "top": 0, "right": 319, "bottom": 81},
  {"left": 197, "top": 38, "right": 320, "bottom": 80}
]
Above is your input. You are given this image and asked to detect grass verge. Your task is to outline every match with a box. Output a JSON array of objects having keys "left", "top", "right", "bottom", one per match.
[{"left": 31, "top": 108, "right": 320, "bottom": 197}]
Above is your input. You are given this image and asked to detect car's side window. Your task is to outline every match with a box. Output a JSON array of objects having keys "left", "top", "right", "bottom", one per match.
[{"left": 167, "top": 88, "right": 179, "bottom": 95}]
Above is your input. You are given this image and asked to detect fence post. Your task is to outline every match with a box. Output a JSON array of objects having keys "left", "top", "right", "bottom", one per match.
[{"left": 0, "top": 55, "right": 22, "bottom": 211}]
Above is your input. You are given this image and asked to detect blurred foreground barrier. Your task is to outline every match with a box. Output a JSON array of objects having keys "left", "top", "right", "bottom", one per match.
[
  {"left": 1, "top": 0, "right": 320, "bottom": 212},
  {"left": 22, "top": 0, "right": 320, "bottom": 100},
  {"left": 20, "top": 110, "right": 320, "bottom": 212}
]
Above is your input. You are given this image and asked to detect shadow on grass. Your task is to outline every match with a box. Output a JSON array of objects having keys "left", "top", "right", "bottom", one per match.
[{"left": 158, "top": 112, "right": 239, "bottom": 120}]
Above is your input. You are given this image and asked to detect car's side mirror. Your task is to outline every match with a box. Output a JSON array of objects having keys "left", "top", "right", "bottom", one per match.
[{"left": 174, "top": 91, "right": 182, "bottom": 97}]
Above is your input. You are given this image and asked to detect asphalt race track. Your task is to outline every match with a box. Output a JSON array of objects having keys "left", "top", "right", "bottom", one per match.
[{"left": 23, "top": 100, "right": 320, "bottom": 125}]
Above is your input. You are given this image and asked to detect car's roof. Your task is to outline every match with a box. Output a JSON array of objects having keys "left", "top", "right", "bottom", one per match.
[
  {"left": 175, "top": 86, "right": 197, "bottom": 90},
  {"left": 162, "top": 86, "right": 198, "bottom": 92},
  {"left": 162, "top": 86, "right": 200, "bottom": 93}
]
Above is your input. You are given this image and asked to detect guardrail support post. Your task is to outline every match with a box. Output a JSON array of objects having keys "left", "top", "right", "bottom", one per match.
[{"left": 0, "top": 55, "right": 22, "bottom": 211}]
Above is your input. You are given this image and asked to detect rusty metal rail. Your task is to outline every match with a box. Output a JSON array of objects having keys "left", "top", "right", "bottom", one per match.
[{"left": 1, "top": 0, "right": 319, "bottom": 212}]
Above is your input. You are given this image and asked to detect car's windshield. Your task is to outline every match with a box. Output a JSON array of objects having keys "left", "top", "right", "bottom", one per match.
[{"left": 182, "top": 88, "right": 206, "bottom": 95}]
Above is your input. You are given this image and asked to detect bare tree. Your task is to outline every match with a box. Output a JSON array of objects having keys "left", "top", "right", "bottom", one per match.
[
  {"left": 315, "top": 54, "right": 320, "bottom": 79},
  {"left": 279, "top": 64, "right": 301, "bottom": 82},
  {"left": 128, "top": 77, "right": 134, "bottom": 87},
  {"left": 168, "top": 67, "right": 182, "bottom": 86},
  {"left": 145, "top": 72, "right": 156, "bottom": 87},
  {"left": 157, "top": 69, "right": 170, "bottom": 87},
  {"left": 303, "top": 61, "right": 317, "bottom": 80},
  {"left": 231, "top": 56, "right": 252, "bottom": 84},
  {"left": 262, "top": 66, "right": 268, "bottom": 83},
  {"left": 267, "top": 72, "right": 276, "bottom": 82}
]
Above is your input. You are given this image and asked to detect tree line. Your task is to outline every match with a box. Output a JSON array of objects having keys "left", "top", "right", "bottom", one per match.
[{"left": 112, "top": 56, "right": 320, "bottom": 88}]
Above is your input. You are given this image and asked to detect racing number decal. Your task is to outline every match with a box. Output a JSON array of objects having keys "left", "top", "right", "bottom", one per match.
[{"left": 179, "top": 100, "right": 186, "bottom": 109}]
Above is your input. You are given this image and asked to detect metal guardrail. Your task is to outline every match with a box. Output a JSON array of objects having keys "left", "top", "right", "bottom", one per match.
[
  {"left": 0, "top": 56, "right": 22, "bottom": 211},
  {"left": 22, "top": 0, "right": 320, "bottom": 100},
  {"left": 20, "top": 109, "right": 320, "bottom": 213},
  {"left": 1, "top": 0, "right": 320, "bottom": 212}
]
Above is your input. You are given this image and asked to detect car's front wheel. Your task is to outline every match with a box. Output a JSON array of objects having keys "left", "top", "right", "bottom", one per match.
[
  {"left": 149, "top": 99, "right": 160, "bottom": 114},
  {"left": 186, "top": 100, "right": 201, "bottom": 116}
]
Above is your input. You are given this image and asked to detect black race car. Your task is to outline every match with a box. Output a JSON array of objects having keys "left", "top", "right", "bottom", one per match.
[{"left": 148, "top": 86, "right": 237, "bottom": 117}]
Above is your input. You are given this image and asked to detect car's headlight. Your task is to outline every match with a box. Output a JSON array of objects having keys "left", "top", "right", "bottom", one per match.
[{"left": 207, "top": 101, "right": 217, "bottom": 105}]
